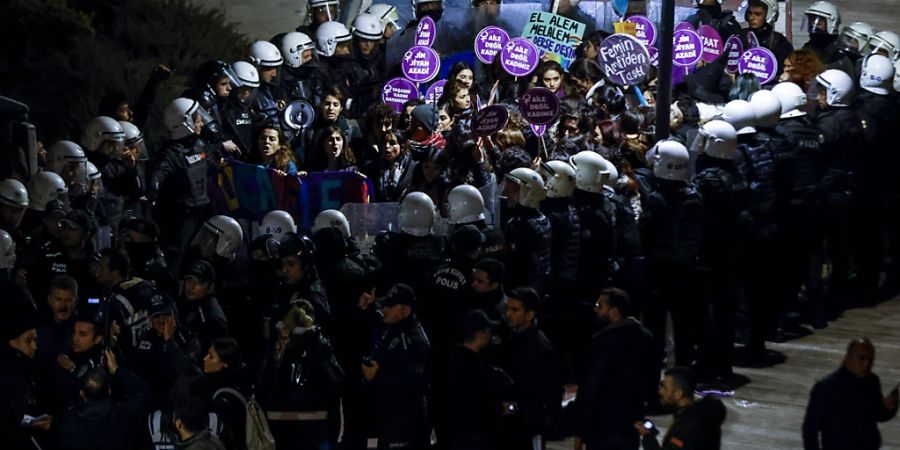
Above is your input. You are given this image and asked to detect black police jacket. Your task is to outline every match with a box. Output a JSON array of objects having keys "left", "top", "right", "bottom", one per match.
[
  {"left": 541, "top": 196, "right": 581, "bottom": 286},
  {"left": 503, "top": 205, "right": 552, "bottom": 293},
  {"left": 148, "top": 135, "right": 220, "bottom": 208},
  {"left": 641, "top": 396, "right": 727, "bottom": 450}
]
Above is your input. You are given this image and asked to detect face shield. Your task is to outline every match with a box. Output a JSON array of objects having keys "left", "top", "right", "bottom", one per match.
[
  {"left": 189, "top": 225, "right": 220, "bottom": 258},
  {"left": 125, "top": 136, "right": 149, "bottom": 161},
  {"left": 61, "top": 160, "right": 89, "bottom": 196},
  {"left": 184, "top": 104, "right": 215, "bottom": 136},
  {"left": 689, "top": 129, "right": 710, "bottom": 156},
  {"left": 868, "top": 38, "right": 895, "bottom": 58},
  {"left": 499, "top": 175, "right": 522, "bottom": 207},
  {"left": 98, "top": 137, "right": 126, "bottom": 159},
  {"left": 311, "top": 4, "right": 339, "bottom": 23},
  {"left": 836, "top": 29, "right": 867, "bottom": 56},
  {"left": 803, "top": 14, "right": 829, "bottom": 34}
]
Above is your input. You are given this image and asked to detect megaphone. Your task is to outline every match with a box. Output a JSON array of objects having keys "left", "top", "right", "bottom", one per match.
[{"left": 281, "top": 100, "right": 315, "bottom": 130}]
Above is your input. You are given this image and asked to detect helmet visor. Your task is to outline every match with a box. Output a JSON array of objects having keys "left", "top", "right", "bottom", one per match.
[
  {"left": 837, "top": 30, "right": 866, "bottom": 55},
  {"left": 190, "top": 226, "right": 219, "bottom": 258},
  {"left": 868, "top": 38, "right": 895, "bottom": 58},
  {"left": 803, "top": 14, "right": 829, "bottom": 34},
  {"left": 312, "top": 4, "right": 339, "bottom": 22},
  {"left": 689, "top": 129, "right": 710, "bottom": 156},
  {"left": 61, "top": 161, "right": 89, "bottom": 196}
]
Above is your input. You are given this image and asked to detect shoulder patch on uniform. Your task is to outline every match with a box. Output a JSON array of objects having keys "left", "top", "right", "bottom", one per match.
[{"left": 670, "top": 437, "right": 685, "bottom": 448}]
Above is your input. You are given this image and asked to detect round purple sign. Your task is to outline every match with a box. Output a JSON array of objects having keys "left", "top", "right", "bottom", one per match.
[
  {"left": 424, "top": 79, "right": 447, "bottom": 104},
  {"left": 531, "top": 123, "right": 547, "bottom": 137},
  {"left": 738, "top": 47, "right": 778, "bottom": 85},
  {"left": 673, "top": 29, "right": 703, "bottom": 67},
  {"left": 382, "top": 78, "right": 419, "bottom": 113},
  {"left": 471, "top": 105, "right": 510, "bottom": 137},
  {"left": 699, "top": 25, "right": 724, "bottom": 63},
  {"left": 675, "top": 22, "right": 694, "bottom": 32},
  {"left": 519, "top": 87, "right": 560, "bottom": 125},
  {"left": 625, "top": 15, "right": 657, "bottom": 48},
  {"left": 401, "top": 45, "right": 440, "bottom": 83},
  {"left": 415, "top": 17, "right": 436, "bottom": 47},
  {"left": 747, "top": 31, "right": 760, "bottom": 49},
  {"left": 672, "top": 65, "right": 696, "bottom": 86},
  {"left": 725, "top": 35, "right": 743, "bottom": 74},
  {"left": 500, "top": 37, "right": 540, "bottom": 77},
  {"left": 475, "top": 26, "right": 510, "bottom": 64},
  {"left": 648, "top": 46, "right": 659, "bottom": 67},
  {"left": 598, "top": 33, "right": 651, "bottom": 86}
]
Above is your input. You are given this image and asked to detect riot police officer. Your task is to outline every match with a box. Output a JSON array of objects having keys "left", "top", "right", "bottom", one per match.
[
  {"left": 249, "top": 40, "right": 286, "bottom": 127},
  {"left": 692, "top": 120, "right": 746, "bottom": 379},
  {"left": 571, "top": 151, "right": 618, "bottom": 301},
  {"left": 685, "top": 0, "right": 741, "bottom": 41},
  {"left": 373, "top": 191, "right": 446, "bottom": 296},
  {"left": 219, "top": 61, "right": 260, "bottom": 156},
  {"left": 814, "top": 69, "right": 876, "bottom": 309},
  {"left": 183, "top": 60, "right": 241, "bottom": 154},
  {"left": 722, "top": 98, "right": 781, "bottom": 365},
  {"left": 640, "top": 141, "right": 704, "bottom": 368},
  {"left": 501, "top": 167, "right": 552, "bottom": 294},
  {"left": 279, "top": 31, "right": 330, "bottom": 108},
  {"left": 148, "top": 98, "right": 222, "bottom": 270},
  {"left": 739, "top": 0, "right": 793, "bottom": 77},
  {"left": 772, "top": 82, "right": 828, "bottom": 328},
  {"left": 447, "top": 184, "right": 505, "bottom": 260},
  {"left": 801, "top": 1, "right": 842, "bottom": 64},
  {"left": 349, "top": 13, "right": 388, "bottom": 118}
]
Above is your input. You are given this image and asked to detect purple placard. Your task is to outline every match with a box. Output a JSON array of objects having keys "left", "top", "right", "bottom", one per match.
[
  {"left": 672, "top": 29, "right": 703, "bottom": 67},
  {"left": 424, "top": 79, "right": 447, "bottom": 104},
  {"left": 625, "top": 15, "right": 657, "bottom": 47},
  {"left": 747, "top": 31, "right": 759, "bottom": 49},
  {"left": 500, "top": 37, "right": 540, "bottom": 77},
  {"left": 699, "top": 25, "right": 724, "bottom": 63},
  {"left": 415, "top": 16, "right": 436, "bottom": 47},
  {"left": 725, "top": 35, "right": 743, "bottom": 74},
  {"left": 598, "top": 33, "right": 651, "bottom": 86},
  {"left": 648, "top": 46, "right": 659, "bottom": 67},
  {"left": 475, "top": 26, "right": 510, "bottom": 64},
  {"left": 675, "top": 22, "right": 694, "bottom": 32},
  {"left": 401, "top": 45, "right": 440, "bottom": 83},
  {"left": 471, "top": 105, "right": 510, "bottom": 137},
  {"left": 672, "top": 65, "right": 696, "bottom": 86},
  {"left": 531, "top": 123, "right": 547, "bottom": 137},
  {"left": 382, "top": 78, "right": 419, "bottom": 112},
  {"left": 738, "top": 47, "right": 778, "bottom": 85},
  {"left": 519, "top": 87, "right": 560, "bottom": 125}
]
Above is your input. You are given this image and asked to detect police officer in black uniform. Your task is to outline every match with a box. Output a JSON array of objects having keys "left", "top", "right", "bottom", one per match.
[
  {"left": 685, "top": 0, "right": 741, "bottom": 41},
  {"left": 447, "top": 184, "right": 506, "bottom": 261},
  {"left": 501, "top": 168, "right": 552, "bottom": 294},
  {"left": 640, "top": 141, "right": 704, "bottom": 368}
]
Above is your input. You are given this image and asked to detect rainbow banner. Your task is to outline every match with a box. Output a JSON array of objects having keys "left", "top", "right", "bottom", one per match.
[{"left": 210, "top": 159, "right": 371, "bottom": 230}]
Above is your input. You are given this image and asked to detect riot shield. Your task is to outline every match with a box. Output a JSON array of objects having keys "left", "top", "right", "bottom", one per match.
[{"left": 341, "top": 202, "right": 400, "bottom": 254}]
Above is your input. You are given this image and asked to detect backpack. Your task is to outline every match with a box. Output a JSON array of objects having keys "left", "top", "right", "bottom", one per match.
[{"left": 213, "top": 388, "right": 276, "bottom": 450}]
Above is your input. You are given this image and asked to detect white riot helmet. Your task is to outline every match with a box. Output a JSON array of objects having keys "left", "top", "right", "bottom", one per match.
[
  {"left": 398, "top": 191, "right": 436, "bottom": 236},
  {"left": 740, "top": 0, "right": 778, "bottom": 24},
  {"left": 503, "top": 167, "right": 547, "bottom": 209},
  {"left": 539, "top": 160, "right": 576, "bottom": 198},
  {"left": 749, "top": 89, "right": 782, "bottom": 128},
  {"left": 46, "top": 140, "right": 87, "bottom": 174},
  {"left": 82, "top": 116, "right": 126, "bottom": 154},
  {"left": 232, "top": 61, "right": 260, "bottom": 88},
  {"left": 86, "top": 162, "right": 101, "bottom": 181},
  {"left": 0, "top": 179, "right": 29, "bottom": 209},
  {"left": 721, "top": 99, "right": 757, "bottom": 134},
  {"left": 694, "top": 120, "right": 737, "bottom": 160},
  {"left": 803, "top": 1, "right": 841, "bottom": 35},
  {"left": 651, "top": 141, "right": 692, "bottom": 182},
  {"left": 315, "top": 21, "right": 352, "bottom": 57},
  {"left": 281, "top": 32, "right": 316, "bottom": 68},
  {"left": 570, "top": 151, "right": 611, "bottom": 193},
  {"left": 352, "top": 13, "right": 385, "bottom": 41},
  {"left": 312, "top": 209, "right": 352, "bottom": 238},
  {"left": 366, "top": 4, "right": 401, "bottom": 34},
  {"left": 260, "top": 210, "right": 298, "bottom": 241},
  {"left": 0, "top": 228, "right": 14, "bottom": 270},
  {"left": 164, "top": 98, "right": 213, "bottom": 140},
  {"left": 772, "top": 82, "right": 808, "bottom": 118},
  {"left": 28, "top": 171, "right": 68, "bottom": 211},
  {"left": 309, "top": 0, "right": 340, "bottom": 22},
  {"left": 598, "top": 158, "right": 619, "bottom": 187},
  {"left": 447, "top": 184, "right": 486, "bottom": 224},
  {"left": 868, "top": 31, "right": 900, "bottom": 60},
  {"left": 860, "top": 54, "right": 896, "bottom": 95},
  {"left": 119, "top": 121, "right": 148, "bottom": 160},
  {"left": 249, "top": 40, "right": 284, "bottom": 67},
  {"left": 815, "top": 69, "right": 854, "bottom": 107},
  {"left": 837, "top": 22, "right": 874, "bottom": 55},
  {"left": 192, "top": 215, "right": 244, "bottom": 259}
]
